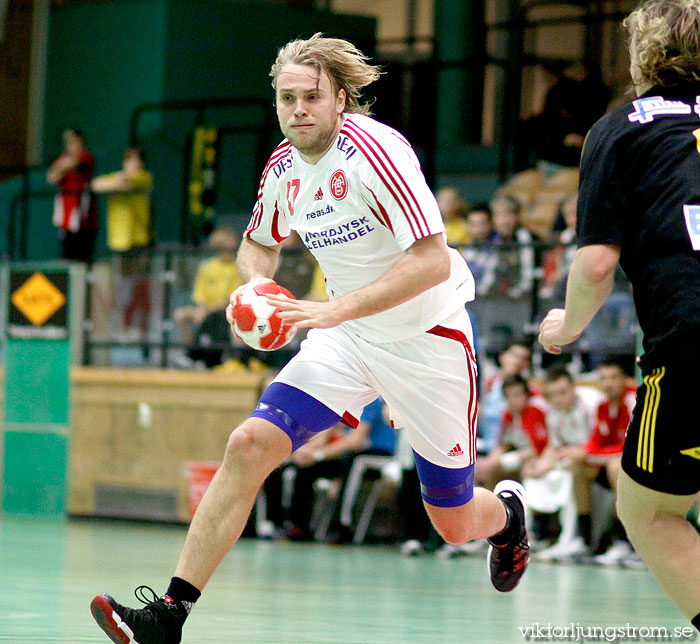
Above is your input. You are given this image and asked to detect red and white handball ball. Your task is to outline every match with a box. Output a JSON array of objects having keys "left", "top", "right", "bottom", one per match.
[{"left": 231, "top": 282, "right": 297, "bottom": 351}]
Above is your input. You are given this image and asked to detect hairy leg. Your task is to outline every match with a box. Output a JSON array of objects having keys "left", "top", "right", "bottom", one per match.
[
  {"left": 606, "top": 457, "right": 622, "bottom": 491},
  {"left": 174, "top": 418, "right": 292, "bottom": 589},
  {"left": 571, "top": 460, "right": 599, "bottom": 514},
  {"left": 617, "top": 470, "right": 700, "bottom": 618},
  {"left": 423, "top": 488, "right": 507, "bottom": 545}
]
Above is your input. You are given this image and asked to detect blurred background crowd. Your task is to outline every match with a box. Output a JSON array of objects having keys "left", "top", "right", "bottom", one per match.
[{"left": 0, "top": 0, "right": 659, "bottom": 569}]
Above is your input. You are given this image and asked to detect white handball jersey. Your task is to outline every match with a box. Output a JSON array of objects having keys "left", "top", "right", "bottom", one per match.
[{"left": 245, "top": 113, "right": 475, "bottom": 343}]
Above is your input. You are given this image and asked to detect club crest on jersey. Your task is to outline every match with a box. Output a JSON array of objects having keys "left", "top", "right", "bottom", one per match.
[
  {"left": 330, "top": 170, "right": 348, "bottom": 200},
  {"left": 628, "top": 96, "right": 691, "bottom": 124}
]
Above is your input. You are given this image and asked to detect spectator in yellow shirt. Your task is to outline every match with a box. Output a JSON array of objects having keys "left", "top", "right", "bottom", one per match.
[
  {"left": 92, "top": 148, "right": 153, "bottom": 339},
  {"left": 175, "top": 226, "right": 243, "bottom": 346},
  {"left": 92, "top": 148, "right": 153, "bottom": 251},
  {"left": 436, "top": 186, "right": 471, "bottom": 246}
]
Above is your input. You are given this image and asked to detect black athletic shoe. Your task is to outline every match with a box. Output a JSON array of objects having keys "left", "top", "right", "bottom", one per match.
[
  {"left": 90, "top": 586, "right": 185, "bottom": 644},
  {"left": 487, "top": 480, "right": 530, "bottom": 592}
]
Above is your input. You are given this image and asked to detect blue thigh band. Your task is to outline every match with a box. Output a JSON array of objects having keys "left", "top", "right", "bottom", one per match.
[
  {"left": 413, "top": 450, "right": 474, "bottom": 508},
  {"left": 250, "top": 382, "right": 341, "bottom": 451}
]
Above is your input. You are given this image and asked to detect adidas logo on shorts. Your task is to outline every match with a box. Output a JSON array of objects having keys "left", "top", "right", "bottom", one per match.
[{"left": 447, "top": 443, "right": 464, "bottom": 457}]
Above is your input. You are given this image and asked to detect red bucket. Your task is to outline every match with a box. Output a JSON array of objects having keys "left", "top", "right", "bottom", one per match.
[{"left": 185, "top": 461, "right": 221, "bottom": 519}]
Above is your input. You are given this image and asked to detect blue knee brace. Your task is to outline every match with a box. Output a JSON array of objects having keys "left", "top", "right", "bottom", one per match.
[
  {"left": 250, "top": 382, "right": 341, "bottom": 451},
  {"left": 413, "top": 450, "right": 474, "bottom": 507}
]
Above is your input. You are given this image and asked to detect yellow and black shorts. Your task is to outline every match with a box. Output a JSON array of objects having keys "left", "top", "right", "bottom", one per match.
[{"left": 622, "top": 363, "right": 700, "bottom": 495}]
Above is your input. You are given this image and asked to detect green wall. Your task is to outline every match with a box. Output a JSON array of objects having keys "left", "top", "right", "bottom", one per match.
[
  {"left": 3, "top": 339, "right": 71, "bottom": 515},
  {"left": 43, "top": 0, "right": 169, "bottom": 169},
  {"left": 162, "top": 1, "right": 375, "bottom": 103},
  {"left": 37, "top": 0, "right": 169, "bottom": 259}
]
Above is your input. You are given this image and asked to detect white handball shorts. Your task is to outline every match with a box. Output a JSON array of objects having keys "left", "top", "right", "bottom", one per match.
[{"left": 273, "top": 307, "right": 478, "bottom": 469}]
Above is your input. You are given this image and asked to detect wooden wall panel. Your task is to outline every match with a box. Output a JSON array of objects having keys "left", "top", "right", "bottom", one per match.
[{"left": 68, "top": 368, "right": 267, "bottom": 522}]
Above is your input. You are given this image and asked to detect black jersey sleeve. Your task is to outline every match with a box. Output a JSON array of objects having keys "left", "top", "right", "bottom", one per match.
[{"left": 576, "top": 116, "right": 626, "bottom": 247}]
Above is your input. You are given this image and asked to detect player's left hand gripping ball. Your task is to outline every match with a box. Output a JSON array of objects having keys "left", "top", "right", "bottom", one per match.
[{"left": 231, "top": 282, "right": 298, "bottom": 351}]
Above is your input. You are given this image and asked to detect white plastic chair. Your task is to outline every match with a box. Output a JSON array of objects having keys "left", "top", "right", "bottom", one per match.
[{"left": 339, "top": 455, "right": 401, "bottom": 544}]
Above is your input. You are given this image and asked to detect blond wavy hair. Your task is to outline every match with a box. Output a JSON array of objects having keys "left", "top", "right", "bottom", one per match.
[
  {"left": 625, "top": 0, "right": 700, "bottom": 88},
  {"left": 270, "top": 33, "right": 381, "bottom": 115}
]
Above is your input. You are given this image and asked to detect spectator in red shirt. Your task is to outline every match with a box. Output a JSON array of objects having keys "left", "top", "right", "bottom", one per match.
[
  {"left": 583, "top": 368, "right": 636, "bottom": 465},
  {"left": 47, "top": 128, "right": 98, "bottom": 262},
  {"left": 569, "top": 356, "right": 637, "bottom": 561},
  {"left": 476, "top": 374, "right": 548, "bottom": 490}
]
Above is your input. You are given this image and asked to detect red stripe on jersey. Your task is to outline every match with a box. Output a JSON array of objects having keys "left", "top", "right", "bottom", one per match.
[
  {"left": 355, "top": 123, "right": 430, "bottom": 233},
  {"left": 246, "top": 142, "right": 292, "bottom": 239},
  {"left": 271, "top": 201, "right": 284, "bottom": 243},
  {"left": 244, "top": 202, "right": 262, "bottom": 238},
  {"left": 363, "top": 184, "right": 394, "bottom": 233},
  {"left": 259, "top": 141, "right": 292, "bottom": 189},
  {"left": 391, "top": 133, "right": 421, "bottom": 172},
  {"left": 367, "top": 204, "right": 388, "bottom": 230},
  {"left": 245, "top": 198, "right": 266, "bottom": 237},
  {"left": 341, "top": 126, "right": 419, "bottom": 239},
  {"left": 372, "top": 196, "right": 394, "bottom": 234},
  {"left": 391, "top": 131, "right": 412, "bottom": 148},
  {"left": 341, "top": 410, "right": 359, "bottom": 429},
  {"left": 344, "top": 120, "right": 430, "bottom": 236},
  {"left": 466, "top": 350, "right": 478, "bottom": 462},
  {"left": 254, "top": 144, "right": 292, "bottom": 205},
  {"left": 256, "top": 142, "right": 292, "bottom": 202},
  {"left": 427, "top": 324, "right": 478, "bottom": 463}
]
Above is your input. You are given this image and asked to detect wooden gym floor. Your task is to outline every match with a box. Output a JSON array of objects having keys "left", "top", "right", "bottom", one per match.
[{"left": 0, "top": 515, "right": 688, "bottom": 644}]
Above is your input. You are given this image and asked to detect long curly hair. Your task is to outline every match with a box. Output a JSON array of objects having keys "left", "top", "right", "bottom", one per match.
[
  {"left": 624, "top": 0, "right": 700, "bottom": 88},
  {"left": 270, "top": 33, "right": 381, "bottom": 115}
]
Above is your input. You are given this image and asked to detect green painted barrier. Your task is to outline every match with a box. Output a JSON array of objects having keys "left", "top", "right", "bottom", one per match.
[{"left": 2, "top": 263, "right": 84, "bottom": 515}]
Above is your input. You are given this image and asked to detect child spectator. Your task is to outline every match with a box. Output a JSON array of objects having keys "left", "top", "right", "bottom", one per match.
[
  {"left": 573, "top": 356, "right": 637, "bottom": 564},
  {"left": 539, "top": 192, "right": 577, "bottom": 302},
  {"left": 523, "top": 364, "right": 603, "bottom": 558},
  {"left": 476, "top": 374, "right": 548, "bottom": 491},
  {"left": 47, "top": 128, "right": 98, "bottom": 262},
  {"left": 92, "top": 147, "right": 153, "bottom": 252},
  {"left": 480, "top": 194, "right": 535, "bottom": 300},
  {"left": 475, "top": 195, "right": 534, "bottom": 356},
  {"left": 460, "top": 203, "right": 496, "bottom": 291},
  {"left": 526, "top": 365, "right": 603, "bottom": 477},
  {"left": 174, "top": 226, "right": 243, "bottom": 362},
  {"left": 436, "top": 186, "right": 471, "bottom": 246},
  {"left": 92, "top": 148, "right": 154, "bottom": 340},
  {"left": 477, "top": 339, "right": 533, "bottom": 454}
]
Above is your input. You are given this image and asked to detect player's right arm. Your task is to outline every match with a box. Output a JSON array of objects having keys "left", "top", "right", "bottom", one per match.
[
  {"left": 236, "top": 237, "right": 281, "bottom": 283},
  {"left": 225, "top": 238, "right": 281, "bottom": 325},
  {"left": 270, "top": 232, "right": 450, "bottom": 329},
  {"left": 227, "top": 142, "right": 292, "bottom": 324}
]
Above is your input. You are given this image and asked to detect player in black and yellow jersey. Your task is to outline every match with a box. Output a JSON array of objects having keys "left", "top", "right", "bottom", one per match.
[{"left": 539, "top": 0, "right": 700, "bottom": 631}]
